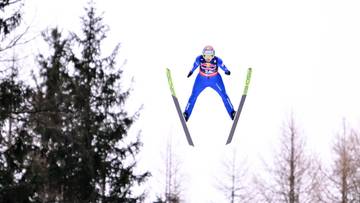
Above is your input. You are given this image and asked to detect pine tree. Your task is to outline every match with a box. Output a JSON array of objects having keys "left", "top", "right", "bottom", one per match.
[
  {"left": 0, "top": 59, "right": 36, "bottom": 203},
  {"left": 29, "top": 3, "right": 150, "bottom": 201},
  {"left": 0, "top": 1, "right": 39, "bottom": 202},
  {"left": 65, "top": 4, "right": 149, "bottom": 201},
  {"left": 1, "top": 1, "right": 149, "bottom": 202},
  {"left": 65, "top": 2, "right": 149, "bottom": 202},
  {"left": 28, "top": 27, "right": 75, "bottom": 202}
]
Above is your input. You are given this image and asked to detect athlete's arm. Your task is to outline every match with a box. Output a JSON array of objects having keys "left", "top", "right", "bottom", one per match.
[
  {"left": 187, "top": 56, "right": 201, "bottom": 77},
  {"left": 217, "top": 57, "right": 230, "bottom": 75}
]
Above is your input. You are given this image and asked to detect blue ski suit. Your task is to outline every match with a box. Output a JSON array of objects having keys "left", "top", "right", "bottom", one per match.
[{"left": 184, "top": 55, "right": 234, "bottom": 119}]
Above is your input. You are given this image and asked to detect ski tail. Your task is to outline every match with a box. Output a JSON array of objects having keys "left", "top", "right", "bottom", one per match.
[
  {"left": 166, "top": 68, "right": 194, "bottom": 146},
  {"left": 226, "top": 67, "right": 252, "bottom": 145}
]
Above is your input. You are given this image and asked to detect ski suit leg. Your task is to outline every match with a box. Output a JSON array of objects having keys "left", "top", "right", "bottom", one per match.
[
  {"left": 184, "top": 74, "right": 207, "bottom": 118},
  {"left": 210, "top": 75, "right": 234, "bottom": 119}
]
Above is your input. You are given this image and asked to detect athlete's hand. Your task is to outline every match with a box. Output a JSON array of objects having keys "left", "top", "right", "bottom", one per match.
[
  {"left": 225, "top": 70, "right": 231, "bottom": 75},
  {"left": 187, "top": 71, "right": 193, "bottom": 78}
]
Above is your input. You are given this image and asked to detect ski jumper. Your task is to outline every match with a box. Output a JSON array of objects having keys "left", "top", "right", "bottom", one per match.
[{"left": 184, "top": 55, "right": 234, "bottom": 119}]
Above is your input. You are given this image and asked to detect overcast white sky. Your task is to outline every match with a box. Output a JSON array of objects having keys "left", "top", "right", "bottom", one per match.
[{"left": 21, "top": 0, "right": 360, "bottom": 202}]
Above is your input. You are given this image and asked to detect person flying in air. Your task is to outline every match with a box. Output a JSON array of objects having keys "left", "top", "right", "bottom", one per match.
[{"left": 183, "top": 45, "right": 236, "bottom": 122}]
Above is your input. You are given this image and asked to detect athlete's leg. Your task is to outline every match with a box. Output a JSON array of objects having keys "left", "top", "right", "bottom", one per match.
[
  {"left": 210, "top": 75, "right": 235, "bottom": 119},
  {"left": 184, "top": 75, "right": 207, "bottom": 120}
]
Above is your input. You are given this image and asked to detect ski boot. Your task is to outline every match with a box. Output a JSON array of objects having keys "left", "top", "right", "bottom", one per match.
[{"left": 183, "top": 112, "right": 189, "bottom": 122}]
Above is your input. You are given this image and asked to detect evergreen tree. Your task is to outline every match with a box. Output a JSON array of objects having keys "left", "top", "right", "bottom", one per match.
[
  {"left": 28, "top": 27, "right": 75, "bottom": 202},
  {"left": 28, "top": 3, "right": 149, "bottom": 202},
  {"left": 68, "top": 4, "right": 150, "bottom": 201},
  {"left": 0, "top": 61, "right": 36, "bottom": 203},
  {"left": 0, "top": 1, "right": 38, "bottom": 202},
  {"left": 0, "top": 1, "right": 149, "bottom": 202}
]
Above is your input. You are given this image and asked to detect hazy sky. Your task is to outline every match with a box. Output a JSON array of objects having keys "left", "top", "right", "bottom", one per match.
[{"left": 22, "top": 0, "right": 360, "bottom": 202}]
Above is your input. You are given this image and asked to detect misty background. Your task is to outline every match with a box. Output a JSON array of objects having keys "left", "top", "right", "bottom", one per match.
[{"left": 1, "top": 0, "right": 360, "bottom": 202}]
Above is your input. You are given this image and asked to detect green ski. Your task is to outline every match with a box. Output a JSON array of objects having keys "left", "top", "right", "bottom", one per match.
[
  {"left": 226, "top": 67, "right": 252, "bottom": 145},
  {"left": 166, "top": 68, "right": 194, "bottom": 146}
]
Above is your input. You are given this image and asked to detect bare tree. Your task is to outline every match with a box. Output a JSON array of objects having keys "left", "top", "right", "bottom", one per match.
[
  {"left": 349, "top": 128, "right": 360, "bottom": 199},
  {"left": 304, "top": 156, "right": 328, "bottom": 203},
  {"left": 254, "top": 115, "right": 325, "bottom": 203},
  {"left": 216, "top": 149, "right": 254, "bottom": 203},
  {"left": 156, "top": 134, "right": 183, "bottom": 203},
  {"left": 326, "top": 121, "right": 360, "bottom": 202}
]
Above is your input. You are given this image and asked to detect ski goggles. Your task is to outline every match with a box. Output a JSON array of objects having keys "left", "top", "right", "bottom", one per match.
[
  {"left": 203, "top": 50, "right": 215, "bottom": 56},
  {"left": 203, "top": 50, "right": 215, "bottom": 57}
]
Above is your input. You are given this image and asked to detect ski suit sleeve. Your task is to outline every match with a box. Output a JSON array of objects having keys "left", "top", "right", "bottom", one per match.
[
  {"left": 189, "top": 56, "right": 201, "bottom": 73},
  {"left": 217, "top": 57, "right": 230, "bottom": 72}
]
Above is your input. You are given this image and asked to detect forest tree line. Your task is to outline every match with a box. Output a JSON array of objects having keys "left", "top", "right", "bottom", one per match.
[{"left": 1, "top": 1, "right": 149, "bottom": 202}]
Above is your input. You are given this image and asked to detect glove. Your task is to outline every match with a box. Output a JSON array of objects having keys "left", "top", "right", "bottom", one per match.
[
  {"left": 187, "top": 71, "right": 193, "bottom": 78},
  {"left": 225, "top": 70, "right": 231, "bottom": 75}
]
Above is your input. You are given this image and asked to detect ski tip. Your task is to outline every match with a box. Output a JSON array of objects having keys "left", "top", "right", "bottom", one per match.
[{"left": 247, "top": 67, "right": 253, "bottom": 75}]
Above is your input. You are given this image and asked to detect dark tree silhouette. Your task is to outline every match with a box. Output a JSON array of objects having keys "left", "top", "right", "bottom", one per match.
[
  {"left": 0, "top": 57, "right": 35, "bottom": 202},
  {"left": 0, "top": 1, "right": 38, "bottom": 202},
  {"left": 0, "top": 0, "right": 22, "bottom": 38},
  {"left": 28, "top": 27, "right": 75, "bottom": 202},
  {"left": 1, "top": 1, "right": 150, "bottom": 202},
  {"left": 0, "top": 0, "right": 29, "bottom": 57},
  {"left": 66, "top": 3, "right": 150, "bottom": 201}
]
